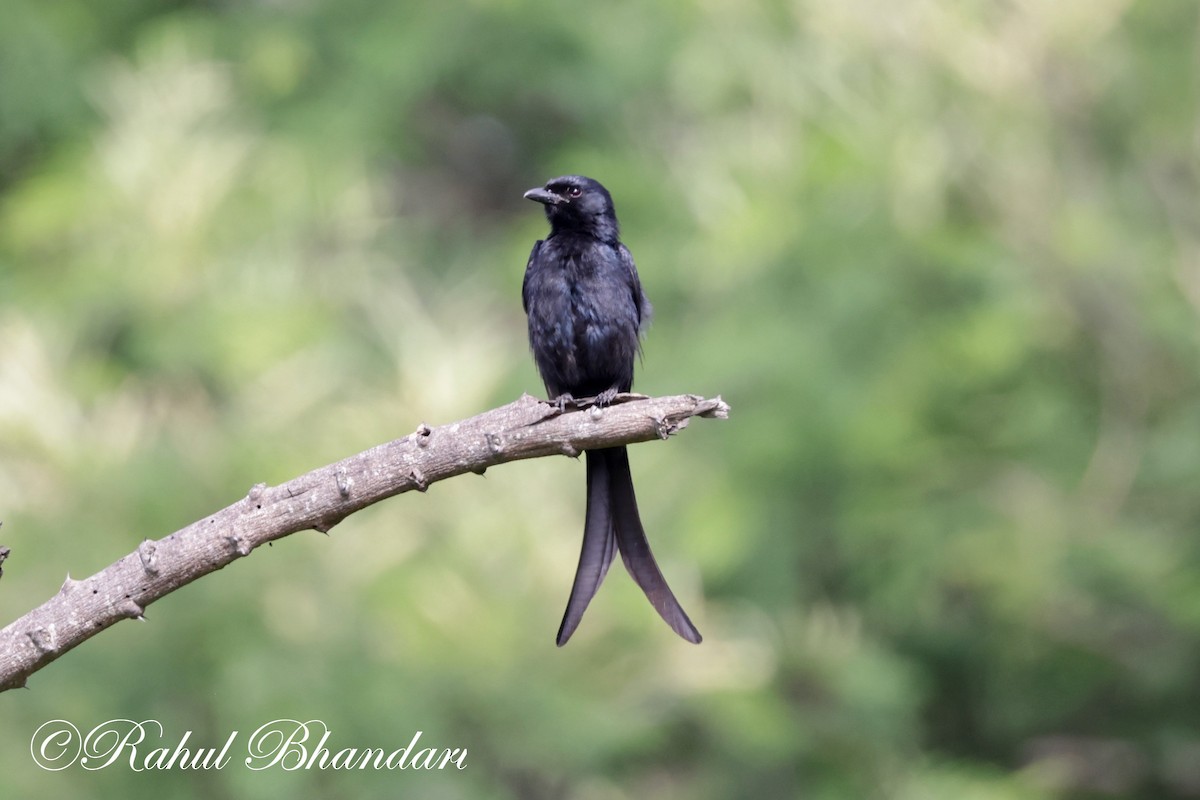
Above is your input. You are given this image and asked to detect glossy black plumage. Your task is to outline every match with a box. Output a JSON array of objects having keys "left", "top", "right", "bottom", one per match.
[{"left": 521, "top": 175, "right": 701, "bottom": 646}]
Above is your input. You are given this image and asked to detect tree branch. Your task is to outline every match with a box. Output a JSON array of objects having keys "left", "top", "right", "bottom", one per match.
[{"left": 0, "top": 392, "right": 729, "bottom": 692}]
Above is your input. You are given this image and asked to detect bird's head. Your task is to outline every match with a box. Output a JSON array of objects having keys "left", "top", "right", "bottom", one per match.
[{"left": 524, "top": 175, "right": 619, "bottom": 242}]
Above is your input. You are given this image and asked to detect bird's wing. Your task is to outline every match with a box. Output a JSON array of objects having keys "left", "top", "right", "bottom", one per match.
[
  {"left": 618, "top": 243, "right": 652, "bottom": 333},
  {"left": 521, "top": 239, "right": 544, "bottom": 314}
]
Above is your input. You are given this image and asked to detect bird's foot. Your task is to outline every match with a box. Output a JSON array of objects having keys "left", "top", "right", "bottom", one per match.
[
  {"left": 545, "top": 389, "right": 631, "bottom": 413},
  {"left": 593, "top": 387, "right": 620, "bottom": 408}
]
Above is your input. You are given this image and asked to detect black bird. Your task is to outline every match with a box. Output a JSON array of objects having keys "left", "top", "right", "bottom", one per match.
[{"left": 522, "top": 175, "right": 701, "bottom": 646}]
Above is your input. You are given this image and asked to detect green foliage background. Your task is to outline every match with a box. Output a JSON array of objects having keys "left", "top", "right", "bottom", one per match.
[{"left": 2, "top": 1, "right": 1199, "bottom": 797}]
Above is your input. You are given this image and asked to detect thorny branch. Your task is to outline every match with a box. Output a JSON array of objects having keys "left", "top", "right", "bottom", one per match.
[{"left": 0, "top": 393, "right": 729, "bottom": 693}]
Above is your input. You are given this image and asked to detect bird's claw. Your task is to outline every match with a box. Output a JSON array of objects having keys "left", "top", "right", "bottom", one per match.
[
  {"left": 547, "top": 389, "right": 622, "bottom": 413},
  {"left": 550, "top": 393, "right": 576, "bottom": 413},
  {"left": 593, "top": 388, "right": 619, "bottom": 408}
]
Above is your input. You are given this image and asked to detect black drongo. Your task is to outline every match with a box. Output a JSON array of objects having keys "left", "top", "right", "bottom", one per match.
[{"left": 522, "top": 175, "right": 701, "bottom": 646}]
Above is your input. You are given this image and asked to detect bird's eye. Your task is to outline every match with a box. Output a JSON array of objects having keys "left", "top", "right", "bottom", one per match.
[{"left": 567, "top": 186, "right": 582, "bottom": 198}]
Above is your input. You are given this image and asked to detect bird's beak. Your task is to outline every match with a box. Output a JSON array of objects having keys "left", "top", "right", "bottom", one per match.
[{"left": 523, "top": 187, "right": 561, "bottom": 205}]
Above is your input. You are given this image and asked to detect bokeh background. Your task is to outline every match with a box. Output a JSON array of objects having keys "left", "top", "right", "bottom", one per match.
[{"left": 2, "top": 1, "right": 1199, "bottom": 797}]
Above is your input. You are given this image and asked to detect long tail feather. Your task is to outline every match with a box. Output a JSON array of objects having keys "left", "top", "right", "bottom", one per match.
[
  {"left": 604, "top": 447, "right": 702, "bottom": 644},
  {"left": 556, "top": 451, "right": 619, "bottom": 646}
]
